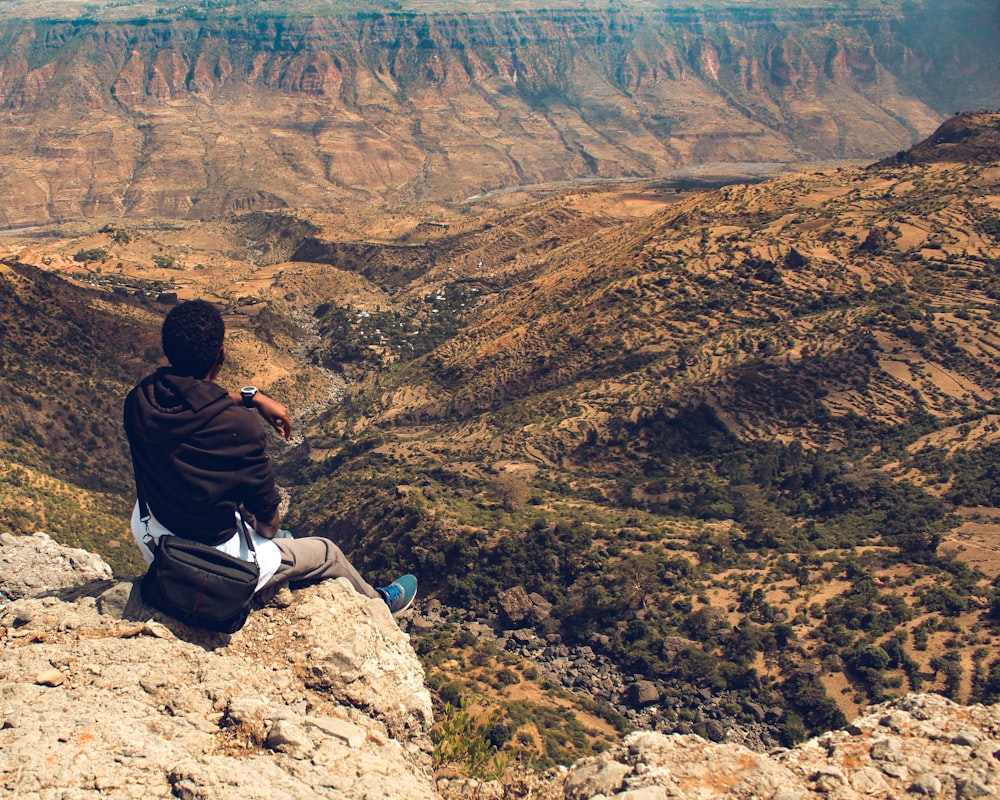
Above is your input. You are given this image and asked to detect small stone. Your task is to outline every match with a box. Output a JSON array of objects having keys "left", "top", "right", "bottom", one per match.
[
  {"left": 955, "top": 778, "right": 991, "bottom": 799},
  {"left": 628, "top": 680, "right": 660, "bottom": 707},
  {"left": 9, "top": 608, "right": 34, "bottom": 627},
  {"left": 871, "top": 738, "right": 902, "bottom": 762},
  {"left": 266, "top": 718, "right": 313, "bottom": 757},
  {"left": 139, "top": 673, "right": 169, "bottom": 693},
  {"left": 565, "top": 760, "right": 630, "bottom": 800},
  {"left": 271, "top": 586, "right": 294, "bottom": 608},
  {"left": 880, "top": 764, "right": 908, "bottom": 780},
  {"left": 408, "top": 616, "right": 437, "bottom": 633},
  {"left": 909, "top": 774, "right": 942, "bottom": 797},
  {"left": 881, "top": 711, "right": 909, "bottom": 732},
  {"left": 311, "top": 739, "right": 349, "bottom": 768},
  {"left": 850, "top": 767, "right": 890, "bottom": 795},
  {"left": 226, "top": 696, "right": 270, "bottom": 726},
  {"left": 308, "top": 716, "right": 368, "bottom": 749},
  {"left": 34, "top": 668, "right": 65, "bottom": 687},
  {"left": 616, "top": 787, "right": 667, "bottom": 800},
  {"left": 96, "top": 582, "right": 133, "bottom": 618},
  {"left": 811, "top": 766, "right": 846, "bottom": 792},
  {"left": 142, "top": 621, "right": 175, "bottom": 639},
  {"left": 951, "top": 731, "right": 982, "bottom": 747}
]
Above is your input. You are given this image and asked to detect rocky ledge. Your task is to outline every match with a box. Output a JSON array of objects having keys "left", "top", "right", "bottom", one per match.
[
  {"left": 555, "top": 694, "right": 1000, "bottom": 800},
  {"left": 2, "top": 531, "right": 999, "bottom": 800},
  {"left": 0, "top": 532, "right": 435, "bottom": 799}
]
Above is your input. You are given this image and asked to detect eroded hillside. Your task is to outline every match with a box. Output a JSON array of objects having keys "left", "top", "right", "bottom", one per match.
[{"left": 272, "top": 113, "right": 1000, "bottom": 760}]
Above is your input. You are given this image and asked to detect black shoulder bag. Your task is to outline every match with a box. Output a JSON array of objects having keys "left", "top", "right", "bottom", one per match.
[{"left": 136, "top": 484, "right": 260, "bottom": 633}]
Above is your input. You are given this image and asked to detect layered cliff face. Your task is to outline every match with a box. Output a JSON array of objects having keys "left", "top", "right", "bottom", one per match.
[{"left": 0, "top": 1, "right": 996, "bottom": 226}]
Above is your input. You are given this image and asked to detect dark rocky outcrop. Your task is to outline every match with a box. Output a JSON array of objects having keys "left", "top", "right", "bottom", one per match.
[{"left": 875, "top": 109, "right": 1000, "bottom": 167}]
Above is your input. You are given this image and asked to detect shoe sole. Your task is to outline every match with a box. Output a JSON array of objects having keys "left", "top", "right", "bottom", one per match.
[{"left": 391, "top": 592, "right": 416, "bottom": 615}]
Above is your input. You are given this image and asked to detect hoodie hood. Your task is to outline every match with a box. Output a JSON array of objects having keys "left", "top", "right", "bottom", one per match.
[{"left": 124, "top": 367, "right": 231, "bottom": 446}]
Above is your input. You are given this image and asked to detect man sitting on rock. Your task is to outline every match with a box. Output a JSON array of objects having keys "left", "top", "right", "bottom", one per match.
[{"left": 123, "top": 298, "right": 416, "bottom": 617}]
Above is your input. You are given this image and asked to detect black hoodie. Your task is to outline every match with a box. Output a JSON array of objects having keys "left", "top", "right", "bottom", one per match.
[{"left": 123, "top": 367, "right": 281, "bottom": 546}]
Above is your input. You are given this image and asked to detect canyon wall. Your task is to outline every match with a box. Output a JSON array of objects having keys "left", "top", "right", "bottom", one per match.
[{"left": 0, "top": 2, "right": 997, "bottom": 225}]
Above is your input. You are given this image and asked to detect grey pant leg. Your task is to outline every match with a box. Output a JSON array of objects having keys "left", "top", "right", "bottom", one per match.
[{"left": 268, "top": 536, "right": 380, "bottom": 599}]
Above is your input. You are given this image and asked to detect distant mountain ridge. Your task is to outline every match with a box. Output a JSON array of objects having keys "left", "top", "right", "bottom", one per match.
[
  {"left": 0, "top": 0, "right": 997, "bottom": 226},
  {"left": 877, "top": 110, "right": 1000, "bottom": 166}
]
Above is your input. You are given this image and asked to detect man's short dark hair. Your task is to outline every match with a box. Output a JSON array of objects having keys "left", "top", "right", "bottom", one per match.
[{"left": 162, "top": 300, "right": 225, "bottom": 377}]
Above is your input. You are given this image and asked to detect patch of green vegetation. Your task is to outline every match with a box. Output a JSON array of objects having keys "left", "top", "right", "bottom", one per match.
[
  {"left": 281, "top": 373, "right": 996, "bottom": 746},
  {"left": 432, "top": 699, "right": 509, "bottom": 780},
  {"left": 311, "top": 284, "right": 482, "bottom": 369},
  {"left": 64, "top": 272, "right": 173, "bottom": 294},
  {"left": 151, "top": 254, "right": 177, "bottom": 269},
  {"left": 0, "top": 261, "right": 160, "bottom": 575},
  {"left": 0, "top": 462, "right": 145, "bottom": 576},
  {"left": 417, "top": 624, "right": 621, "bottom": 770},
  {"left": 73, "top": 248, "right": 108, "bottom": 262}
]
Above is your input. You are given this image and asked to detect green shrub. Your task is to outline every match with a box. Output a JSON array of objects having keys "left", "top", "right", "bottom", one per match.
[
  {"left": 432, "top": 700, "right": 509, "bottom": 781},
  {"left": 73, "top": 248, "right": 107, "bottom": 262}
]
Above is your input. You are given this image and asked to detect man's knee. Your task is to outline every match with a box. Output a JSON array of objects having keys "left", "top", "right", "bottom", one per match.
[{"left": 275, "top": 535, "right": 339, "bottom": 570}]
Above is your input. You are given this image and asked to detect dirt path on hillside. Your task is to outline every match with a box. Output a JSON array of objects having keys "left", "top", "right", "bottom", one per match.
[{"left": 943, "top": 507, "right": 1000, "bottom": 578}]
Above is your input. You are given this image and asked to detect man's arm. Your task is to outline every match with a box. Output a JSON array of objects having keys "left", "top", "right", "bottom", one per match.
[{"left": 229, "top": 389, "right": 293, "bottom": 440}]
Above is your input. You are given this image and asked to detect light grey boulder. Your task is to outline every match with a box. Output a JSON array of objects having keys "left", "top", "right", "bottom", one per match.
[
  {"left": 564, "top": 759, "right": 631, "bottom": 799},
  {"left": 0, "top": 531, "right": 113, "bottom": 605}
]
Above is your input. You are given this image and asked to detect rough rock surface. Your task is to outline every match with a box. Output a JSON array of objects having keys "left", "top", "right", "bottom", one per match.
[
  {"left": 0, "top": 531, "right": 113, "bottom": 605},
  {"left": 0, "top": 533, "right": 435, "bottom": 799},
  {"left": 4, "top": 531, "right": 1000, "bottom": 800},
  {"left": 557, "top": 694, "right": 1000, "bottom": 800}
]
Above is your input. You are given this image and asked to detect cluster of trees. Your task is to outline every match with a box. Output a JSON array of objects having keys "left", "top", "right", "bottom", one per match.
[{"left": 312, "top": 285, "right": 482, "bottom": 369}]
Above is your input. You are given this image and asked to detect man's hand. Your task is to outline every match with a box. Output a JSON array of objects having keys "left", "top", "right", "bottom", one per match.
[
  {"left": 254, "top": 393, "right": 293, "bottom": 440},
  {"left": 254, "top": 509, "right": 281, "bottom": 539},
  {"left": 229, "top": 389, "right": 293, "bottom": 439}
]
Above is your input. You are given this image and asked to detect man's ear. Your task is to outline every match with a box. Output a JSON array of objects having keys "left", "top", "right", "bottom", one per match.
[{"left": 206, "top": 346, "right": 225, "bottom": 380}]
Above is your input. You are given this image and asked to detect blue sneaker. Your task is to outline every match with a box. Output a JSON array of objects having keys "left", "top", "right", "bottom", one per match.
[{"left": 377, "top": 574, "right": 418, "bottom": 615}]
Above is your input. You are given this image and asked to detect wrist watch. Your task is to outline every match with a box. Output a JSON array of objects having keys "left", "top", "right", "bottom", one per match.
[{"left": 240, "top": 386, "right": 258, "bottom": 408}]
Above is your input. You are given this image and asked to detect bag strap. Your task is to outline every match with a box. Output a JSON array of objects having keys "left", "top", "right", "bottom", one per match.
[
  {"left": 129, "top": 449, "right": 155, "bottom": 545},
  {"left": 237, "top": 514, "right": 258, "bottom": 565}
]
